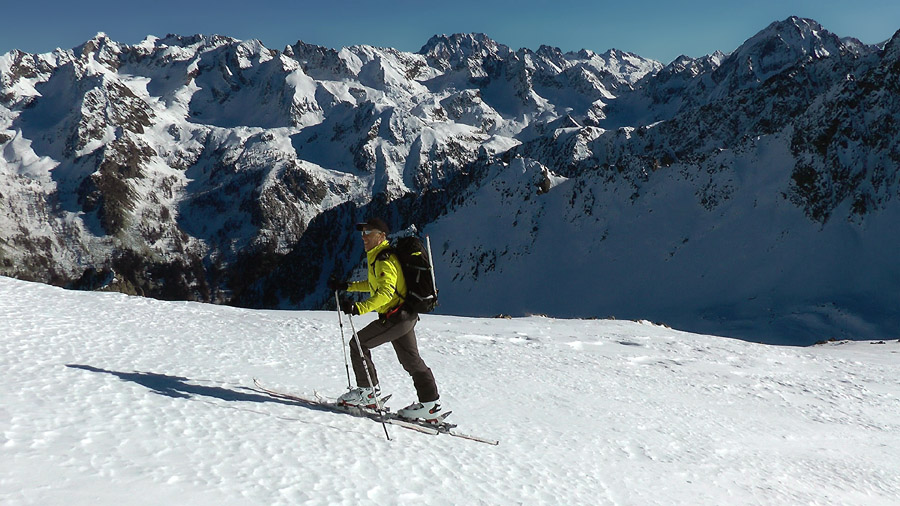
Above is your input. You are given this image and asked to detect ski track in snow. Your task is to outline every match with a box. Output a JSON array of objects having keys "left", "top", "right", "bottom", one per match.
[{"left": 1, "top": 276, "right": 899, "bottom": 505}]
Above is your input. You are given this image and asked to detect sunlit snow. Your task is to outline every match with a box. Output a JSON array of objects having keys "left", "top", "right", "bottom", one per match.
[{"left": 2, "top": 276, "right": 898, "bottom": 505}]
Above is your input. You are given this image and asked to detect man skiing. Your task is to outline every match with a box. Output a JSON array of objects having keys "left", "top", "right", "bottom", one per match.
[{"left": 329, "top": 217, "right": 442, "bottom": 421}]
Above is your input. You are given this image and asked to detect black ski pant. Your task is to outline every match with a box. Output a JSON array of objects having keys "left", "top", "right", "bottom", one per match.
[{"left": 349, "top": 309, "right": 439, "bottom": 403}]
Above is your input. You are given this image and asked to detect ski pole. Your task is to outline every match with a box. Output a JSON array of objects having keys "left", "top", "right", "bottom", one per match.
[
  {"left": 335, "top": 290, "right": 352, "bottom": 390},
  {"left": 347, "top": 313, "right": 391, "bottom": 441}
]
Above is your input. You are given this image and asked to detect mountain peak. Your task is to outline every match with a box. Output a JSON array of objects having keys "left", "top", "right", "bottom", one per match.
[
  {"left": 711, "top": 16, "right": 848, "bottom": 89},
  {"left": 660, "top": 51, "right": 724, "bottom": 77},
  {"left": 418, "top": 33, "right": 511, "bottom": 64},
  {"left": 769, "top": 16, "right": 820, "bottom": 32},
  {"left": 743, "top": 16, "right": 845, "bottom": 60},
  {"left": 152, "top": 33, "right": 240, "bottom": 52},
  {"left": 537, "top": 44, "right": 564, "bottom": 58},
  {"left": 93, "top": 31, "right": 110, "bottom": 42},
  {"left": 884, "top": 28, "right": 900, "bottom": 61},
  {"left": 76, "top": 32, "right": 116, "bottom": 56}
]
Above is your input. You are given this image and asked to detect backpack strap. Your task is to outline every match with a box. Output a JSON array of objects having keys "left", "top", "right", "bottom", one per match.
[
  {"left": 375, "top": 248, "right": 393, "bottom": 263},
  {"left": 374, "top": 247, "right": 406, "bottom": 305}
]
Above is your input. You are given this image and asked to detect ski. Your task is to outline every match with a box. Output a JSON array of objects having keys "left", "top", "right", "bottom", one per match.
[
  {"left": 391, "top": 414, "right": 498, "bottom": 445},
  {"left": 386, "top": 417, "right": 440, "bottom": 435},
  {"left": 251, "top": 379, "right": 498, "bottom": 445},
  {"left": 435, "top": 426, "right": 499, "bottom": 446},
  {"left": 252, "top": 379, "right": 388, "bottom": 418},
  {"left": 252, "top": 379, "right": 436, "bottom": 436}
]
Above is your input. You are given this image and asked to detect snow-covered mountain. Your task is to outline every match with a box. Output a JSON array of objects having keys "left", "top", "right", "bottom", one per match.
[
  {"left": 3, "top": 276, "right": 899, "bottom": 505},
  {"left": 1, "top": 17, "right": 898, "bottom": 344},
  {"left": 435, "top": 18, "right": 900, "bottom": 344}
]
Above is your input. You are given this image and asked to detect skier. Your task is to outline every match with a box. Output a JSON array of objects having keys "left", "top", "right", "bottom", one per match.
[{"left": 329, "top": 217, "right": 442, "bottom": 421}]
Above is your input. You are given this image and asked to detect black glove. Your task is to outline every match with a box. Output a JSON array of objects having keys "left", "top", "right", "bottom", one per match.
[
  {"left": 328, "top": 275, "right": 349, "bottom": 292},
  {"left": 340, "top": 298, "right": 359, "bottom": 316}
]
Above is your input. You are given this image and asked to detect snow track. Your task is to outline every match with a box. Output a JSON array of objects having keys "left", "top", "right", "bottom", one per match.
[{"left": 2, "top": 277, "right": 899, "bottom": 505}]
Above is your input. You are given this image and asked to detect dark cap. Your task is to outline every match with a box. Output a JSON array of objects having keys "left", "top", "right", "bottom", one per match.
[{"left": 355, "top": 217, "right": 390, "bottom": 234}]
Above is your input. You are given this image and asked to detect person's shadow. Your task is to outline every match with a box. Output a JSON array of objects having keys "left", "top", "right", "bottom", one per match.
[
  {"left": 66, "top": 364, "right": 306, "bottom": 407},
  {"left": 66, "top": 364, "right": 376, "bottom": 436}
]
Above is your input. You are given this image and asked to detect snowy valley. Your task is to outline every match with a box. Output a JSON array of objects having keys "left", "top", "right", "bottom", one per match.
[{"left": 2, "top": 276, "right": 899, "bottom": 505}]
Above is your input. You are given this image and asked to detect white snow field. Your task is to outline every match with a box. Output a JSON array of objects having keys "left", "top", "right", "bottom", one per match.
[{"left": 2, "top": 276, "right": 899, "bottom": 505}]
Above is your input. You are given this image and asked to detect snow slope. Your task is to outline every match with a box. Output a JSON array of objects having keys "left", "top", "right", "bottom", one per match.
[
  {"left": 428, "top": 136, "right": 900, "bottom": 345},
  {"left": 2, "top": 276, "right": 899, "bottom": 505}
]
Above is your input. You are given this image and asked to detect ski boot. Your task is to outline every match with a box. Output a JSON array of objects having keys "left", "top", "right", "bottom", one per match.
[
  {"left": 398, "top": 399, "right": 443, "bottom": 423},
  {"left": 338, "top": 386, "right": 381, "bottom": 409}
]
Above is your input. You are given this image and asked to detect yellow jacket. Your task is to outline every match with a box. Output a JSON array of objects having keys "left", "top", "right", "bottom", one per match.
[{"left": 348, "top": 240, "right": 407, "bottom": 315}]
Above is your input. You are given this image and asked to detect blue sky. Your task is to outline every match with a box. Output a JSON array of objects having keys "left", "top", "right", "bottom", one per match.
[{"left": 3, "top": 0, "right": 899, "bottom": 64}]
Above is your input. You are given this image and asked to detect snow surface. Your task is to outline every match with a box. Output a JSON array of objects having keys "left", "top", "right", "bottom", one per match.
[{"left": 2, "top": 276, "right": 899, "bottom": 505}]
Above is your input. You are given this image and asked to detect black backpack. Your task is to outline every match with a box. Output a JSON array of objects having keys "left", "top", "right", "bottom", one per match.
[{"left": 377, "top": 235, "right": 439, "bottom": 313}]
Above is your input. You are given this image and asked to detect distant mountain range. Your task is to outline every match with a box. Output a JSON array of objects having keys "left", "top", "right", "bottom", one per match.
[{"left": 1, "top": 17, "right": 898, "bottom": 344}]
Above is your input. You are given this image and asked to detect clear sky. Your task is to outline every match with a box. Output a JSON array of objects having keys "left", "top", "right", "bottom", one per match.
[{"left": 2, "top": 0, "right": 899, "bottom": 64}]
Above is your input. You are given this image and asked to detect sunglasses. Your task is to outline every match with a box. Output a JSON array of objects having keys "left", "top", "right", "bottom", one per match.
[{"left": 360, "top": 229, "right": 381, "bottom": 236}]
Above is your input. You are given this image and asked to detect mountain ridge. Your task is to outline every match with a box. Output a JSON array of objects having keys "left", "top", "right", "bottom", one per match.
[{"left": 1, "top": 18, "right": 898, "bottom": 344}]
